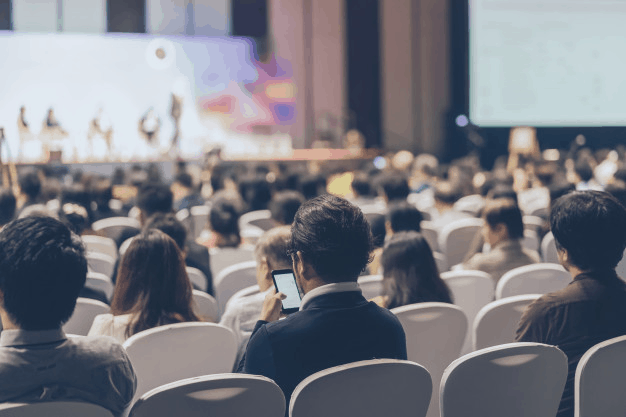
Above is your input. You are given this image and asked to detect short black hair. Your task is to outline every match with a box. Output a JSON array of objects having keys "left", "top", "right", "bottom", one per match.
[
  {"left": 550, "top": 191, "right": 626, "bottom": 270},
  {"left": 0, "top": 216, "right": 87, "bottom": 330},
  {"left": 574, "top": 160, "right": 594, "bottom": 182},
  {"left": 290, "top": 195, "right": 373, "bottom": 282},
  {"left": 378, "top": 174, "right": 410, "bottom": 202},
  {"left": 387, "top": 202, "right": 423, "bottom": 233},
  {"left": 145, "top": 212, "right": 187, "bottom": 250},
  {"left": 0, "top": 189, "right": 16, "bottom": 226},
  {"left": 174, "top": 172, "right": 194, "bottom": 189},
  {"left": 299, "top": 174, "right": 326, "bottom": 200},
  {"left": 239, "top": 175, "right": 272, "bottom": 211},
  {"left": 209, "top": 197, "right": 241, "bottom": 240},
  {"left": 351, "top": 172, "right": 372, "bottom": 197},
  {"left": 269, "top": 191, "right": 305, "bottom": 225},
  {"left": 434, "top": 181, "right": 462, "bottom": 205},
  {"left": 19, "top": 170, "right": 41, "bottom": 200},
  {"left": 483, "top": 198, "right": 524, "bottom": 239},
  {"left": 137, "top": 183, "right": 173, "bottom": 217}
]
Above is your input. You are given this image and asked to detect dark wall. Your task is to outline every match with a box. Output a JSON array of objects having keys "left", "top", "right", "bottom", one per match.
[{"left": 107, "top": 0, "right": 145, "bottom": 33}]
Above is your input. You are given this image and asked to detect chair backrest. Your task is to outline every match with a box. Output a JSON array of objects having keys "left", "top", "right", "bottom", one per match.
[
  {"left": 473, "top": 294, "right": 541, "bottom": 350},
  {"left": 118, "top": 236, "right": 134, "bottom": 257},
  {"left": 495, "top": 263, "right": 570, "bottom": 299},
  {"left": 541, "top": 232, "right": 559, "bottom": 264},
  {"left": 239, "top": 209, "right": 272, "bottom": 228},
  {"left": 227, "top": 285, "right": 262, "bottom": 306},
  {"left": 290, "top": 359, "right": 432, "bottom": 417},
  {"left": 441, "top": 343, "right": 568, "bottom": 417},
  {"left": 615, "top": 248, "right": 626, "bottom": 281},
  {"left": 209, "top": 246, "right": 255, "bottom": 278},
  {"left": 213, "top": 259, "right": 257, "bottom": 313},
  {"left": 129, "top": 374, "right": 285, "bottom": 417},
  {"left": 0, "top": 402, "right": 114, "bottom": 417},
  {"left": 438, "top": 218, "right": 484, "bottom": 267},
  {"left": 186, "top": 266, "right": 208, "bottom": 292},
  {"left": 190, "top": 205, "right": 210, "bottom": 239},
  {"left": 420, "top": 221, "right": 439, "bottom": 251},
  {"left": 85, "top": 271, "right": 115, "bottom": 302},
  {"left": 522, "top": 229, "right": 539, "bottom": 251},
  {"left": 391, "top": 303, "right": 467, "bottom": 417},
  {"left": 192, "top": 290, "right": 219, "bottom": 322},
  {"left": 240, "top": 226, "right": 264, "bottom": 245},
  {"left": 175, "top": 208, "right": 193, "bottom": 236},
  {"left": 452, "top": 194, "right": 485, "bottom": 216},
  {"left": 86, "top": 252, "right": 116, "bottom": 278},
  {"left": 575, "top": 335, "right": 626, "bottom": 417},
  {"left": 82, "top": 235, "right": 118, "bottom": 260},
  {"left": 441, "top": 270, "right": 495, "bottom": 354},
  {"left": 357, "top": 275, "right": 383, "bottom": 300},
  {"left": 433, "top": 251, "right": 448, "bottom": 273},
  {"left": 123, "top": 322, "right": 237, "bottom": 401},
  {"left": 63, "top": 297, "right": 110, "bottom": 336},
  {"left": 92, "top": 216, "right": 141, "bottom": 240},
  {"left": 522, "top": 215, "right": 544, "bottom": 234}
]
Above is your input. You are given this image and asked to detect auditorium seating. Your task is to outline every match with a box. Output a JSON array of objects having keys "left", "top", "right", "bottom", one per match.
[
  {"left": 123, "top": 322, "right": 237, "bottom": 402},
  {"left": 541, "top": 232, "right": 559, "bottom": 264},
  {"left": 92, "top": 217, "right": 141, "bottom": 240},
  {"left": 239, "top": 209, "right": 274, "bottom": 231},
  {"left": 209, "top": 247, "right": 255, "bottom": 279},
  {"left": 86, "top": 252, "right": 116, "bottom": 278},
  {"left": 0, "top": 402, "right": 114, "bottom": 417},
  {"left": 575, "top": 335, "right": 626, "bottom": 417},
  {"left": 438, "top": 218, "right": 484, "bottom": 267},
  {"left": 85, "top": 271, "right": 115, "bottom": 302},
  {"left": 213, "top": 260, "right": 257, "bottom": 314},
  {"left": 190, "top": 205, "right": 210, "bottom": 239},
  {"left": 391, "top": 303, "right": 467, "bottom": 417},
  {"left": 420, "top": 221, "right": 439, "bottom": 251},
  {"left": 128, "top": 374, "right": 286, "bottom": 417},
  {"left": 433, "top": 251, "right": 448, "bottom": 273},
  {"left": 63, "top": 298, "right": 110, "bottom": 336},
  {"left": 473, "top": 294, "right": 541, "bottom": 350},
  {"left": 175, "top": 208, "right": 193, "bottom": 237},
  {"left": 495, "top": 263, "right": 570, "bottom": 299},
  {"left": 192, "top": 290, "right": 219, "bottom": 322},
  {"left": 440, "top": 343, "right": 568, "bottom": 417},
  {"left": 357, "top": 275, "right": 383, "bottom": 300},
  {"left": 82, "top": 235, "right": 118, "bottom": 260},
  {"left": 289, "top": 359, "right": 432, "bottom": 417},
  {"left": 452, "top": 194, "right": 485, "bottom": 216},
  {"left": 186, "top": 266, "right": 208, "bottom": 292},
  {"left": 522, "top": 229, "right": 540, "bottom": 251},
  {"left": 226, "top": 284, "right": 262, "bottom": 305}
]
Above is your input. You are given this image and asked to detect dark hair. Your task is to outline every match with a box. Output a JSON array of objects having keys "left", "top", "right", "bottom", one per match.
[
  {"left": 0, "top": 216, "right": 87, "bottom": 330},
  {"left": 488, "top": 185, "right": 518, "bottom": 203},
  {"left": 269, "top": 191, "right": 305, "bottom": 225},
  {"left": 111, "top": 229, "right": 199, "bottom": 337},
  {"left": 145, "top": 212, "right": 187, "bottom": 250},
  {"left": 137, "top": 183, "right": 173, "bottom": 218},
  {"left": 0, "top": 189, "right": 16, "bottom": 226},
  {"left": 351, "top": 172, "right": 372, "bottom": 197},
  {"left": 387, "top": 202, "right": 423, "bottom": 233},
  {"left": 483, "top": 198, "right": 524, "bottom": 239},
  {"left": 209, "top": 198, "right": 241, "bottom": 246},
  {"left": 59, "top": 203, "right": 90, "bottom": 235},
  {"left": 239, "top": 176, "right": 272, "bottom": 211},
  {"left": 19, "top": 170, "right": 41, "bottom": 201},
  {"left": 535, "top": 163, "right": 557, "bottom": 186},
  {"left": 299, "top": 174, "right": 326, "bottom": 200},
  {"left": 255, "top": 226, "right": 292, "bottom": 268},
  {"left": 575, "top": 160, "right": 594, "bottom": 182},
  {"left": 368, "top": 213, "right": 386, "bottom": 249},
  {"left": 549, "top": 182, "right": 576, "bottom": 207},
  {"left": 175, "top": 172, "right": 194, "bottom": 189},
  {"left": 61, "top": 185, "right": 93, "bottom": 223},
  {"left": 378, "top": 174, "right": 410, "bottom": 202},
  {"left": 381, "top": 231, "right": 452, "bottom": 309},
  {"left": 434, "top": 181, "right": 462, "bottom": 205},
  {"left": 92, "top": 180, "right": 113, "bottom": 209},
  {"left": 290, "top": 195, "right": 373, "bottom": 282},
  {"left": 550, "top": 191, "right": 626, "bottom": 270}
]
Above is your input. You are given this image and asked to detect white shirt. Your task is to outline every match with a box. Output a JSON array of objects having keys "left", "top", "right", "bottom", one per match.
[{"left": 299, "top": 282, "right": 362, "bottom": 311}]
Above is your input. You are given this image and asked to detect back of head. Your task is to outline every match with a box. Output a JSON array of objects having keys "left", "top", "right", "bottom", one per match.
[
  {"left": 137, "top": 182, "right": 173, "bottom": 218},
  {"left": 209, "top": 197, "right": 241, "bottom": 244},
  {"left": 0, "top": 189, "right": 16, "bottom": 226},
  {"left": 239, "top": 175, "right": 272, "bottom": 211},
  {"left": 144, "top": 212, "right": 187, "bottom": 250},
  {"left": 299, "top": 174, "right": 325, "bottom": 200},
  {"left": 351, "top": 171, "right": 372, "bottom": 198},
  {"left": 269, "top": 191, "right": 305, "bottom": 226},
  {"left": 378, "top": 173, "right": 410, "bottom": 202},
  {"left": 0, "top": 216, "right": 87, "bottom": 330},
  {"left": 381, "top": 231, "right": 450, "bottom": 308},
  {"left": 112, "top": 229, "right": 197, "bottom": 336},
  {"left": 534, "top": 162, "right": 557, "bottom": 187},
  {"left": 19, "top": 170, "right": 41, "bottom": 201},
  {"left": 290, "top": 195, "right": 373, "bottom": 282},
  {"left": 575, "top": 159, "right": 594, "bottom": 182},
  {"left": 92, "top": 179, "right": 113, "bottom": 208},
  {"left": 174, "top": 172, "right": 194, "bottom": 190},
  {"left": 434, "top": 181, "right": 462, "bottom": 206},
  {"left": 387, "top": 202, "right": 423, "bottom": 233},
  {"left": 550, "top": 191, "right": 626, "bottom": 271},
  {"left": 255, "top": 226, "right": 292, "bottom": 269},
  {"left": 483, "top": 198, "right": 524, "bottom": 239},
  {"left": 488, "top": 185, "right": 518, "bottom": 203}
]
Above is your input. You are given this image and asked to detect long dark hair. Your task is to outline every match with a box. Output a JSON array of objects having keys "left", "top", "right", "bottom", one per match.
[
  {"left": 111, "top": 229, "right": 199, "bottom": 337},
  {"left": 381, "top": 231, "right": 452, "bottom": 309}
]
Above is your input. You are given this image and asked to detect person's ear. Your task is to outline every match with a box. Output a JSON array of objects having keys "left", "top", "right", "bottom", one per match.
[
  {"left": 557, "top": 247, "right": 569, "bottom": 268},
  {"left": 294, "top": 251, "right": 307, "bottom": 280},
  {"left": 260, "top": 256, "right": 271, "bottom": 278}
]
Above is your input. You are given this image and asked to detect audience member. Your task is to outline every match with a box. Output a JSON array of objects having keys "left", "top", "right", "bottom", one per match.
[
  {"left": 429, "top": 181, "right": 471, "bottom": 232},
  {"left": 378, "top": 173, "right": 410, "bottom": 204},
  {"left": 239, "top": 195, "right": 407, "bottom": 401},
  {"left": 89, "top": 229, "right": 200, "bottom": 343},
  {"left": 172, "top": 172, "right": 204, "bottom": 211},
  {"left": 220, "top": 226, "right": 292, "bottom": 362},
  {"left": 462, "top": 199, "right": 540, "bottom": 282},
  {"left": 574, "top": 159, "right": 601, "bottom": 191},
  {"left": 516, "top": 191, "right": 626, "bottom": 417},
  {"left": 350, "top": 171, "right": 377, "bottom": 207},
  {"left": 0, "top": 216, "right": 136, "bottom": 415},
  {"left": 198, "top": 197, "right": 242, "bottom": 249},
  {"left": 91, "top": 180, "right": 120, "bottom": 222},
  {"left": 16, "top": 170, "right": 44, "bottom": 216},
  {"left": 268, "top": 191, "right": 305, "bottom": 227},
  {"left": 518, "top": 162, "right": 555, "bottom": 215},
  {"left": 0, "top": 189, "right": 16, "bottom": 228},
  {"left": 386, "top": 201, "right": 423, "bottom": 234},
  {"left": 372, "top": 231, "right": 452, "bottom": 308},
  {"left": 239, "top": 175, "right": 272, "bottom": 212}
]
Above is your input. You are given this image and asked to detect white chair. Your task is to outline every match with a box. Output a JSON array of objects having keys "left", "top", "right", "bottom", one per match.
[
  {"left": 86, "top": 252, "right": 116, "bottom": 278},
  {"left": 522, "top": 229, "right": 540, "bottom": 251},
  {"left": 192, "top": 290, "right": 219, "bottom": 322},
  {"left": 175, "top": 208, "right": 193, "bottom": 236},
  {"left": 240, "top": 226, "right": 264, "bottom": 245},
  {"left": 453, "top": 194, "right": 485, "bottom": 216},
  {"left": 496, "top": 263, "right": 570, "bottom": 299},
  {"left": 541, "top": 231, "right": 559, "bottom": 264},
  {"left": 473, "top": 294, "right": 541, "bottom": 350},
  {"left": 239, "top": 209, "right": 274, "bottom": 231},
  {"left": 615, "top": 248, "right": 626, "bottom": 281},
  {"left": 123, "top": 322, "right": 237, "bottom": 401},
  {"left": 441, "top": 270, "right": 495, "bottom": 354},
  {"left": 186, "top": 266, "right": 208, "bottom": 292},
  {"left": 440, "top": 343, "right": 568, "bottom": 417},
  {"left": 82, "top": 235, "right": 118, "bottom": 260},
  {"left": 214, "top": 260, "right": 258, "bottom": 313},
  {"left": 85, "top": 271, "right": 115, "bottom": 302},
  {"left": 290, "top": 359, "right": 432, "bottom": 417},
  {"left": 209, "top": 246, "right": 255, "bottom": 278},
  {"left": 63, "top": 297, "right": 110, "bottom": 336},
  {"left": 119, "top": 236, "right": 134, "bottom": 257},
  {"left": 438, "top": 218, "right": 484, "bottom": 267},
  {"left": 227, "top": 284, "right": 262, "bottom": 305},
  {"left": 523, "top": 215, "right": 545, "bottom": 234},
  {"left": 357, "top": 275, "right": 383, "bottom": 300},
  {"left": 0, "top": 402, "right": 114, "bottom": 417},
  {"left": 190, "top": 205, "right": 210, "bottom": 239},
  {"left": 92, "top": 217, "right": 141, "bottom": 240},
  {"left": 575, "top": 335, "right": 626, "bottom": 417},
  {"left": 421, "top": 222, "right": 439, "bottom": 251},
  {"left": 128, "top": 374, "right": 285, "bottom": 417},
  {"left": 391, "top": 303, "right": 467, "bottom": 417},
  {"left": 433, "top": 251, "right": 448, "bottom": 273}
]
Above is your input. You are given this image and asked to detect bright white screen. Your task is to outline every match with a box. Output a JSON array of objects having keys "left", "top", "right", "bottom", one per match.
[
  {"left": 470, "top": 0, "right": 626, "bottom": 126},
  {"left": 274, "top": 273, "right": 301, "bottom": 310}
]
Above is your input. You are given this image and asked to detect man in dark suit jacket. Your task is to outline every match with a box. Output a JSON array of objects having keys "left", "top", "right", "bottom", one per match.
[{"left": 239, "top": 195, "right": 407, "bottom": 401}]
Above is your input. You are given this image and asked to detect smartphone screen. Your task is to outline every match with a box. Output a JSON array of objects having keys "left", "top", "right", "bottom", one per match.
[{"left": 272, "top": 269, "right": 302, "bottom": 313}]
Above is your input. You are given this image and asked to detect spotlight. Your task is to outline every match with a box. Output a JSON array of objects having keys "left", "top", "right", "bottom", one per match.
[{"left": 455, "top": 114, "right": 469, "bottom": 127}]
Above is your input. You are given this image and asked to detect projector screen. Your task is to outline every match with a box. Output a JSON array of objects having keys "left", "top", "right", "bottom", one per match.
[{"left": 469, "top": 0, "right": 626, "bottom": 127}]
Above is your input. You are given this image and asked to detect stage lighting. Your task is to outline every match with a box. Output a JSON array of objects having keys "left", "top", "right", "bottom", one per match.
[
  {"left": 455, "top": 114, "right": 469, "bottom": 127},
  {"left": 146, "top": 38, "right": 176, "bottom": 70},
  {"left": 373, "top": 156, "right": 386, "bottom": 170}
]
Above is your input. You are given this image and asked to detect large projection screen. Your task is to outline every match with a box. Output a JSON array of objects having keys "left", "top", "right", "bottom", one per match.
[{"left": 469, "top": 0, "right": 626, "bottom": 127}]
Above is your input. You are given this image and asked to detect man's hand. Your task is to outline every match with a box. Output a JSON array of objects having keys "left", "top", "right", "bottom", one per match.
[{"left": 259, "top": 288, "right": 286, "bottom": 323}]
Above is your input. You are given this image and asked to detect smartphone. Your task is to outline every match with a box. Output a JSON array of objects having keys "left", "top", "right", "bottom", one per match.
[{"left": 271, "top": 269, "right": 302, "bottom": 314}]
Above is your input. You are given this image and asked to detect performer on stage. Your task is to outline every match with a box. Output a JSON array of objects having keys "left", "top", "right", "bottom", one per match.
[
  {"left": 18, "top": 106, "right": 28, "bottom": 129},
  {"left": 88, "top": 108, "right": 114, "bottom": 155},
  {"left": 139, "top": 108, "right": 160, "bottom": 147},
  {"left": 169, "top": 93, "right": 183, "bottom": 154}
]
